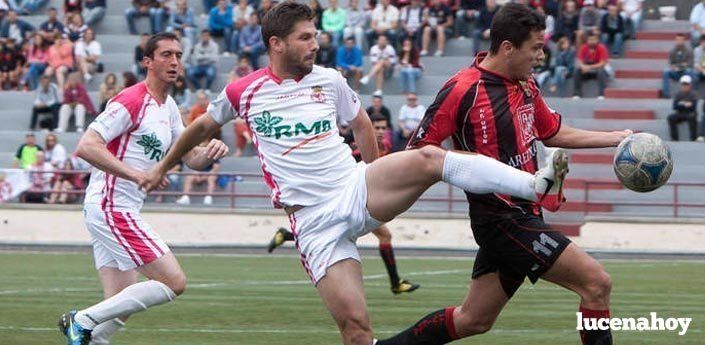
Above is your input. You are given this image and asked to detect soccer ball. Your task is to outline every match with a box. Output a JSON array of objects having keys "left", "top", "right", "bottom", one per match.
[{"left": 613, "top": 133, "right": 673, "bottom": 193}]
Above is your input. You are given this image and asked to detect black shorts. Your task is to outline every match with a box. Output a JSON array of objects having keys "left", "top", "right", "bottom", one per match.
[{"left": 470, "top": 214, "right": 571, "bottom": 298}]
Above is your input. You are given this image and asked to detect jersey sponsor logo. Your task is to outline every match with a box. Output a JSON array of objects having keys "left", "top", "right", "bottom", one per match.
[
  {"left": 516, "top": 103, "right": 537, "bottom": 146},
  {"left": 253, "top": 111, "right": 332, "bottom": 140},
  {"left": 507, "top": 141, "right": 537, "bottom": 168},
  {"left": 310, "top": 85, "right": 326, "bottom": 103},
  {"left": 136, "top": 132, "right": 165, "bottom": 162}
]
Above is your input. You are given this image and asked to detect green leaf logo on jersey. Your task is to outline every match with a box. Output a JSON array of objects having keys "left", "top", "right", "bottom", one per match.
[
  {"left": 253, "top": 111, "right": 283, "bottom": 137},
  {"left": 136, "top": 132, "right": 165, "bottom": 162}
]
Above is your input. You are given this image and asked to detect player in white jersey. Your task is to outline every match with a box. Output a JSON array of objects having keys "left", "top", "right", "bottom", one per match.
[
  {"left": 141, "top": 3, "right": 569, "bottom": 344},
  {"left": 58, "top": 33, "right": 229, "bottom": 345}
]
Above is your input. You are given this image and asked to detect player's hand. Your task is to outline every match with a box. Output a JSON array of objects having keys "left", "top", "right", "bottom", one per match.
[
  {"left": 137, "top": 167, "right": 168, "bottom": 193},
  {"left": 613, "top": 129, "right": 633, "bottom": 146},
  {"left": 205, "top": 138, "right": 229, "bottom": 160}
]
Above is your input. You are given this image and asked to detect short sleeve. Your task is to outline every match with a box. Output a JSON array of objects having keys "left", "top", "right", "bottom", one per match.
[
  {"left": 207, "top": 88, "right": 238, "bottom": 125},
  {"left": 407, "top": 80, "right": 463, "bottom": 148},
  {"left": 333, "top": 72, "right": 361, "bottom": 124},
  {"left": 534, "top": 93, "right": 562, "bottom": 140},
  {"left": 88, "top": 101, "right": 133, "bottom": 143},
  {"left": 170, "top": 101, "right": 185, "bottom": 139}
]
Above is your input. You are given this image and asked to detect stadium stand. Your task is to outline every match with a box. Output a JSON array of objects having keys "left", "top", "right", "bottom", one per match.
[{"left": 1, "top": 0, "right": 704, "bottom": 238}]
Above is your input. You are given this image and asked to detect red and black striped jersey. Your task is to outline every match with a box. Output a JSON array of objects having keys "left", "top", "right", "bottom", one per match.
[{"left": 407, "top": 52, "right": 562, "bottom": 219}]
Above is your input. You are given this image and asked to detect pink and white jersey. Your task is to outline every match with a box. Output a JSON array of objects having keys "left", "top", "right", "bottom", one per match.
[
  {"left": 84, "top": 82, "right": 185, "bottom": 211},
  {"left": 208, "top": 65, "right": 361, "bottom": 207}
]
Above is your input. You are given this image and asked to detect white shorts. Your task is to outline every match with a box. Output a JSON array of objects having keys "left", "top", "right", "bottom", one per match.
[
  {"left": 84, "top": 204, "right": 170, "bottom": 271},
  {"left": 288, "top": 162, "right": 383, "bottom": 285}
]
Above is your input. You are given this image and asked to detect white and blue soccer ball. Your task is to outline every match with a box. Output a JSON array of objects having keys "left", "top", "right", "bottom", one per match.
[{"left": 613, "top": 133, "right": 673, "bottom": 193}]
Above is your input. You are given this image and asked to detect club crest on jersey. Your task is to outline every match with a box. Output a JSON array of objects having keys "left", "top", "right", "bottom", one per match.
[
  {"left": 516, "top": 103, "right": 537, "bottom": 146},
  {"left": 310, "top": 85, "right": 326, "bottom": 103},
  {"left": 136, "top": 132, "right": 164, "bottom": 162}
]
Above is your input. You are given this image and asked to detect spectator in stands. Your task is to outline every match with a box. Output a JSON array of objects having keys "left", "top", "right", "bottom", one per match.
[
  {"left": 400, "top": 0, "right": 424, "bottom": 48},
  {"left": 21, "top": 33, "right": 49, "bottom": 91},
  {"left": 322, "top": 0, "right": 346, "bottom": 46},
  {"left": 208, "top": 0, "right": 234, "bottom": 55},
  {"left": 620, "top": 0, "right": 643, "bottom": 37},
  {"left": 366, "top": 94, "right": 392, "bottom": 131},
  {"left": 695, "top": 36, "right": 705, "bottom": 84},
  {"left": 336, "top": 36, "right": 364, "bottom": 90},
  {"left": 64, "top": 0, "right": 82, "bottom": 14},
  {"left": 455, "top": 0, "right": 483, "bottom": 39},
  {"left": 122, "top": 71, "right": 138, "bottom": 88},
  {"left": 12, "top": 132, "right": 42, "bottom": 169},
  {"left": 574, "top": 31, "right": 609, "bottom": 99},
  {"left": 22, "top": 151, "right": 53, "bottom": 203},
  {"left": 535, "top": 5, "right": 554, "bottom": 42},
  {"left": 133, "top": 32, "right": 149, "bottom": 77},
  {"left": 82, "top": 0, "right": 106, "bottom": 26},
  {"left": 202, "top": 0, "right": 216, "bottom": 12},
  {"left": 397, "top": 93, "right": 425, "bottom": 148},
  {"left": 599, "top": 3, "right": 624, "bottom": 57},
  {"left": 549, "top": 36, "right": 575, "bottom": 96},
  {"left": 691, "top": 0, "right": 705, "bottom": 45},
  {"left": 555, "top": 0, "right": 579, "bottom": 44},
  {"left": 360, "top": 35, "right": 396, "bottom": 96},
  {"left": 187, "top": 30, "right": 218, "bottom": 91},
  {"left": 229, "top": 55, "right": 253, "bottom": 82},
  {"left": 576, "top": 0, "right": 600, "bottom": 48},
  {"left": 0, "top": 38, "right": 24, "bottom": 90},
  {"left": 187, "top": 89, "right": 209, "bottom": 124},
  {"left": 662, "top": 33, "right": 695, "bottom": 99},
  {"left": 256, "top": 0, "right": 273, "bottom": 23},
  {"left": 398, "top": 37, "right": 422, "bottom": 95},
  {"left": 57, "top": 72, "right": 96, "bottom": 132},
  {"left": 172, "top": 28, "right": 192, "bottom": 69},
  {"left": 125, "top": 0, "right": 159, "bottom": 35},
  {"left": 30, "top": 75, "right": 60, "bottom": 131},
  {"left": 98, "top": 72, "right": 121, "bottom": 112},
  {"left": 472, "top": 0, "right": 498, "bottom": 55},
  {"left": 63, "top": 12, "right": 88, "bottom": 42},
  {"left": 667, "top": 75, "right": 698, "bottom": 141},
  {"left": 232, "top": 117, "right": 252, "bottom": 156},
  {"left": 534, "top": 46, "right": 552, "bottom": 90},
  {"left": 168, "top": 0, "right": 197, "bottom": 44},
  {"left": 44, "top": 33, "right": 73, "bottom": 90},
  {"left": 316, "top": 32, "right": 337, "bottom": 68},
  {"left": 232, "top": 0, "right": 254, "bottom": 52},
  {"left": 344, "top": 0, "right": 366, "bottom": 49},
  {"left": 39, "top": 7, "right": 64, "bottom": 44},
  {"left": 170, "top": 75, "right": 193, "bottom": 113},
  {"left": 150, "top": 0, "right": 174, "bottom": 34},
  {"left": 44, "top": 132, "right": 66, "bottom": 168},
  {"left": 0, "top": 1, "right": 8, "bottom": 23},
  {"left": 421, "top": 0, "right": 452, "bottom": 57},
  {"left": 308, "top": 0, "right": 324, "bottom": 31},
  {"left": 175, "top": 157, "right": 220, "bottom": 205},
  {"left": 367, "top": 0, "right": 399, "bottom": 48},
  {"left": 1, "top": 10, "right": 34, "bottom": 45},
  {"left": 46, "top": 158, "right": 84, "bottom": 204},
  {"left": 9, "top": 0, "right": 47, "bottom": 14},
  {"left": 74, "top": 28, "right": 101, "bottom": 82},
  {"left": 238, "top": 13, "right": 264, "bottom": 69}
]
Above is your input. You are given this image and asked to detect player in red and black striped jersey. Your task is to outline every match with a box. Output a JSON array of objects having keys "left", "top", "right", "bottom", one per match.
[{"left": 378, "top": 4, "right": 631, "bottom": 345}]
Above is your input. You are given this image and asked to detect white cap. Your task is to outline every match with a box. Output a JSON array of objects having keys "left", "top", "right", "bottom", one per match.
[
  {"left": 583, "top": 0, "right": 594, "bottom": 5},
  {"left": 680, "top": 75, "right": 692, "bottom": 84}
]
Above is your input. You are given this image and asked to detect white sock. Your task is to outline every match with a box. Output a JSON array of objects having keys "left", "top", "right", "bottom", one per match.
[
  {"left": 89, "top": 318, "right": 125, "bottom": 345},
  {"left": 442, "top": 151, "right": 537, "bottom": 201},
  {"left": 75, "top": 280, "right": 176, "bottom": 330}
]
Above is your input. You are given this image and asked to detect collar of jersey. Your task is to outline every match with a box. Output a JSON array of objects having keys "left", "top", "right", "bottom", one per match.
[
  {"left": 266, "top": 65, "right": 305, "bottom": 85},
  {"left": 473, "top": 51, "right": 518, "bottom": 85}
]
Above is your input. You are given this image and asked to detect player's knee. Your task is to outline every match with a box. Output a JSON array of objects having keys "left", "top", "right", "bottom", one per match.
[
  {"left": 582, "top": 269, "right": 612, "bottom": 303},
  {"left": 340, "top": 316, "right": 373, "bottom": 345},
  {"left": 166, "top": 273, "right": 187, "bottom": 296},
  {"left": 416, "top": 145, "right": 444, "bottom": 178},
  {"left": 455, "top": 311, "right": 494, "bottom": 336}
]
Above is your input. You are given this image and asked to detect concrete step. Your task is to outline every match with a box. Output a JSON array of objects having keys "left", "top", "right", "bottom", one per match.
[
  {"left": 624, "top": 39, "right": 674, "bottom": 50},
  {"left": 565, "top": 178, "right": 623, "bottom": 190},
  {"left": 636, "top": 31, "right": 686, "bottom": 40},
  {"left": 615, "top": 70, "right": 662, "bottom": 78},
  {"left": 593, "top": 109, "right": 655, "bottom": 120},
  {"left": 548, "top": 223, "right": 582, "bottom": 236},
  {"left": 624, "top": 50, "right": 669, "bottom": 59},
  {"left": 641, "top": 20, "right": 691, "bottom": 32},
  {"left": 571, "top": 152, "right": 613, "bottom": 164},
  {"left": 604, "top": 88, "right": 660, "bottom": 98}
]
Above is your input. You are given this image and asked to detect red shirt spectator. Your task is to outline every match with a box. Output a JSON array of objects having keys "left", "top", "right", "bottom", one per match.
[
  {"left": 63, "top": 80, "right": 96, "bottom": 115},
  {"left": 578, "top": 40, "right": 608, "bottom": 65}
]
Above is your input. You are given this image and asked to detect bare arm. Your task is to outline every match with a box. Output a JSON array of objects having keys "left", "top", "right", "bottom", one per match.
[
  {"left": 157, "top": 114, "right": 222, "bottom": 176},
  {"left": 349, "top": 108, "right": 379, "bottom": 163},
  {"left": 76, "top": 129, "right": 143, "bottom": 182},
  {"left": 181, "top": 137, "right": 229, "bottom": 171},
  {"left": 543, "top": 125, "right": 630, "bottom": 148}
]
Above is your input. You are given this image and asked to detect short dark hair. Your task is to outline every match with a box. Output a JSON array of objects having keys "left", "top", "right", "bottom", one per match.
[
  {"left": 369, "top": 114, "right": 387, "bottom": 124},
  {"left": 489, "top": 3, "right": 546, "bottom": 54},
  {"left": 144, "top": 32, "right": 180, "bottom": 59},
  {"left": 261, "top": 1, "right": 315, "bottom": 50},
  {"left": 676, "top": 33, "right": 687, "bottom": 38}
]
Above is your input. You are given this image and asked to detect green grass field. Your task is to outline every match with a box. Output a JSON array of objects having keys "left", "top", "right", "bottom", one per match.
[{"left": 1, "top": 251, "right": 704, "bottom": 344}]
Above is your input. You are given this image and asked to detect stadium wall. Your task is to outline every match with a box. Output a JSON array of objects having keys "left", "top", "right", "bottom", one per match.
[{"left": 2, "top": 205, "right": 705, "bottom": 253}]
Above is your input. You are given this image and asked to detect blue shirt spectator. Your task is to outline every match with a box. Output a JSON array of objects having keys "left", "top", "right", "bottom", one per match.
[
  {"left": 208, "top": 1, "right": 232, "bottom": 32},
  {"left": 336, "top": 40, "right": 363, "bottom": 71},
  {"left": 239, "top": 14, "right": 264, "bottom": 69},
  {"left": 1, "top": 10, "right": 35, "bottom": 45}
]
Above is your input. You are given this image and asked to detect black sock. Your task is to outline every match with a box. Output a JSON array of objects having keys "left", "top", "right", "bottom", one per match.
[
  {"left": 377, "top": 307, "right": 459, "bottom": 345},
  {"left": 379, "top": 243, "right": 400, "bottom": 287},
  {"left": 579, "top": 307, "right": 613, "bottom": 345}
]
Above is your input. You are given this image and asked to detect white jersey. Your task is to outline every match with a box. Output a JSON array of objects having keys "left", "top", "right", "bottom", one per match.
[
  {"left": 208, "top": 65, "right": 361, "bottom": 207},
  {"left": 84, "top": 82, "right": 185, "bottom": 211}
]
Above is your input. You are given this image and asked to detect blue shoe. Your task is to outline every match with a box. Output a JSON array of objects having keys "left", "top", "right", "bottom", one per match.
[{"left": 57, "top": 310, "right": 92, "bottom": 345}]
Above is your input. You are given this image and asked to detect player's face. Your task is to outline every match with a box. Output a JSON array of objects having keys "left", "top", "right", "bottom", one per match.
[
  {"left": 509, "top": 30, "right": 545, "bottom": 80},
  {"left": 282, "top": 20, "right": 319, "bottom": 77},
  {"left": 145, "top": 39, "right": 183, "bottom": 84},
  {"left": 372, "top": 120, "right": 388, "bottom": 141}
]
